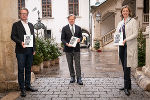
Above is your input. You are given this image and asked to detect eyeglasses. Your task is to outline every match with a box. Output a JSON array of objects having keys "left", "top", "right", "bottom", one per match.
[{"left": 20, "top": 13, "right": 28, "bottom": 15}]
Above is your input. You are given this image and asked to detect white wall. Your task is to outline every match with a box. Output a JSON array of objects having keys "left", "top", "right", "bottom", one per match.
[{"left": 25, "top": 0, "right": 89, "bottom": 43}]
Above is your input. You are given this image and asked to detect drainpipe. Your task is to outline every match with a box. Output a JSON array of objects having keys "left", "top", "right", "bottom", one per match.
[
  {"left": 89, "top": 0, "right": 93, "bottom": 48},
  {"left": 89, "top": 0, "right": 91, "bottom": 48}
]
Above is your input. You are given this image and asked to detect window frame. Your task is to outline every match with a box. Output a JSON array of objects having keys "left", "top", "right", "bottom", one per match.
[
  {"left": 42, "top": 0, "right": 52, "bottom": 18},
  {"left": 18, "top": 0, "right": 25, "bottom": 18},
  {"left": 68, "top": 0, "right": 79, "bottom": 16}
]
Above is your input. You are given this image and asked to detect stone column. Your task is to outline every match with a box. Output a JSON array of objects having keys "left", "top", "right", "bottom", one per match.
[
  {"left": 115, "top": 0, "right": 122, "bottom": 27},
  {"left": 142, "top": 26, "right": 150, "bottom": 77},
  {"left": 136, "top": 0, "right": 144, "bottom": 27},
  {"left": 135, "top": 1, "right": 150, "bottom": 91},
  {"left": 93, "top": 11, "right": 101, "bottom": 42},
  {"left": 141, "top": 0, "right": 150, "bottom": 85},
  {"left": 0, "top": 0, "right": 18, "bottom": 91}
]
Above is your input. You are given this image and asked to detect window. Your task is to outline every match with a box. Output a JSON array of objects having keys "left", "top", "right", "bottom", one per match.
[
  {"left": 68, "top": 0, "right": 79, "bottom": 16},
  {"left": 144, "top": 0, "right": 149, "bottom": 13},
  {"left": 18, "top": 0, "right": 25, "bottom": 16},
  {"left": 42, "top": 0, "right": 52, "bottom": 17},
  {"left": 45, "top": 30, "right": 51, "bottom": 38}
]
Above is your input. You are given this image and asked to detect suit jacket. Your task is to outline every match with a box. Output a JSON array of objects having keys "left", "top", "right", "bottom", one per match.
[
  {"left": 61, "top": 24, "right": 83, "bottom": 52},
  {"left": 11, "top": 20, "right": 36, "bottom": 54}
]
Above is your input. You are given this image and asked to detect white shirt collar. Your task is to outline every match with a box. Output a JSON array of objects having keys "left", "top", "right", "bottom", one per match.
[
  {"left": 69, "top": 24, "right": 75, "bottom": 27},
  {"left": 21, "top": 20, "right": 28, "bottom": 24},
  {"left": 123, "top": 17, "right": 131, "bottom": 24}
]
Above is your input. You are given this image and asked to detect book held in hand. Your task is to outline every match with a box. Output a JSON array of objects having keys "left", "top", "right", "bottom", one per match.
[
  {"left": 69, "top": 36, "right": 79, "bottom": 47},
  {"left": 24, "top": 35, "right": 33, "bottom": 47},
  {"left": 114, "top": 32, "right": 123, "bottom": 46}
]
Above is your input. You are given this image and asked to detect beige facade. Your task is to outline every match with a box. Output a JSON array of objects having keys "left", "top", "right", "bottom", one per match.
[
  {"left": 0, "top": 0, "right": 36, "bottom": 91},
  {"left": 0, "top": 0, "right": 19, "bottom": 91}
]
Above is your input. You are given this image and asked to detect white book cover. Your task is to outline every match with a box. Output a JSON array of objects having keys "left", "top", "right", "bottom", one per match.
[
  {"left": 69, "top": 36, "right": 79, "bottom": 47},
  {"left": 114, "top": 32, "right": 124, "bottom": 46},
  {"left": 24, "top": 35, "right": 33, "bottom": 47}
]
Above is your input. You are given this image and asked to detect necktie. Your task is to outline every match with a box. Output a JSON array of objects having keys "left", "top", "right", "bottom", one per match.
[{"left": 71, "top": 25, "right": 74, "bottom": 36}]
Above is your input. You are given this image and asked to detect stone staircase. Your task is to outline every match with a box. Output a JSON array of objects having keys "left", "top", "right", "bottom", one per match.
[{"left": 99, "top": 29, "right": 117, "bottom": 51}]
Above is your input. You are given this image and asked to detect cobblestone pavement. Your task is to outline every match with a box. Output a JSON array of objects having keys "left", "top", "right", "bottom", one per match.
[
  {"left": 16, "top": 77, "right": 150, "bottom": 100},
  {"left": 0, "top": 92, "right": 8, "bottom": 99},
  {"left": 13, "top": 49, "right": 150, "bottom": 99}
]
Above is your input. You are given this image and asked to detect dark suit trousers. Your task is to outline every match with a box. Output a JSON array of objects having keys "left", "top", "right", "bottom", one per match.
[
  {"left": 65, "top": 52, "right": 81, "bottom": 78},
  {"left": 16, "top": 48, "right": 33, "bottom": 90},
  {"left": 119, "top": 45, "right": 131, "bottom": 89}
]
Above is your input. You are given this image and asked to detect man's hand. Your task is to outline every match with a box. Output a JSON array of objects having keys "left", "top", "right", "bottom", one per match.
[
  {"left": 22, "top": 42, "right": 26, "bottom": 48},
  {"left": 77, "top": 38, "right": 80, "bottom": 43},
  {"left": 33, "top": 52, "right": 36, "bottom": 55},
  {"left": 66, "top": 43, "right": 73, "bottom": 47}
]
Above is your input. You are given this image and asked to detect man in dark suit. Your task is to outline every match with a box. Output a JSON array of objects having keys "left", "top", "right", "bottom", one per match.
[
  {"left": 11, "top": 7, "right": 37, "bottom": 97},
  {"left": 61, "top": 14, "right": 83, "bottom": 85}
]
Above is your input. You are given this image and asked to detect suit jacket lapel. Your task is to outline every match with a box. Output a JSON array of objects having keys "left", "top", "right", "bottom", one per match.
[
  {"left": 18, "top": 20, "right": 26, "bottom": 35},
  {"left": 75, "top": 25, "right": 77, "bottom": 35},
  {"left": 28, "top": 23, "right": 33, "bottom": 35},
  {"left": 67, "top": 24, "right": 73, "bottom": 36}
]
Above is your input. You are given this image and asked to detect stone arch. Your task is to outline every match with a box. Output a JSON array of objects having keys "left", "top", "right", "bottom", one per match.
[
  {"left": 101, "top": 10, "right": 116, "bottom": 19},
  {"left": 81, "top": 29, "right": 90, "bottom": 47},
  {"left": 100, "top": 11, "right": 116, "bottom": 36},
  {"left": 82, "top": 28, "right": 90, "bottom": 35}
]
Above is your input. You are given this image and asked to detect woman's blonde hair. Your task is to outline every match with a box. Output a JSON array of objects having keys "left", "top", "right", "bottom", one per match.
[{"left": 121, "top": 5, "right": 132, "bottom": 18}]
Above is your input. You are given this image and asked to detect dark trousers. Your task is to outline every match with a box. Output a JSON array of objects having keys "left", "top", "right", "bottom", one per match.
[
  {"left": 16, "top": 48, "right": 33, "bottom": 90},
  {"left": 119, "top": 45, "right": 131, "bottom": 89},
  {"left": 65, "top": 52, "right": 81, "bottom": 78}
]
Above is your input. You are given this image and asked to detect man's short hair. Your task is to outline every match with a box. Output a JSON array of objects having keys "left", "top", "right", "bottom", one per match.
[
  {"left": 67, "top": 14, "right": 76, "bottom": 19},
  {"left": 20, "top": 7, "right": 29, "bottom": 14}
]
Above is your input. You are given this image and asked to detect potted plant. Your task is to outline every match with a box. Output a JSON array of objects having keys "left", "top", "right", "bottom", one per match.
[
  {"left": 32, "top": 38, "right": 43, "bottom": 73},
  {"left": 42, "top": 39, "right": 52, "bottom": 68},
  {"left": 51, "top": 44, "right": 61, "bottom": 64},
  {"left": 47, "top": 39, "right": 61, "bottom": 66},
  {"left": 137, "top": 29, "right": 146, "bottom": 70},
  {"left": 94, "top": 40, "right": 101, "bottom": 52}
]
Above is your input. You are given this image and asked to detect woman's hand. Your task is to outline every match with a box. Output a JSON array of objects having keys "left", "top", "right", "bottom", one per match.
[{"left": 123, "top": 39, "right": 126, "bottom": 46}]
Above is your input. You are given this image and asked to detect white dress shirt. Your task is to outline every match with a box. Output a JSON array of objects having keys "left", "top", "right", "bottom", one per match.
[{"left": 21, "top": 20, "right": 31, "bottom": 35}]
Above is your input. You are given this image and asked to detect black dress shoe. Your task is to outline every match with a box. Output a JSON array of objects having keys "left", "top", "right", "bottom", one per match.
[
  {"left": 20, "top": 90, "right": 26, "bottom": 97},
  {"left": 119, "top": 87, "right": 125, "bottom": 90},
  {"left": 119, "top": 87, "right": 131, "bottom": 91},
  {"left": 77, "top": 77, "right": 83, "bottom": 85},
  {"left": 124, "top": 89, "right": 130, "bottom": 96},
  {"left": 70, "top": 77, "right": 75, "bottom": 83},
  {"left": 25, "top": 86, "right": 38, "bottom": 92}
]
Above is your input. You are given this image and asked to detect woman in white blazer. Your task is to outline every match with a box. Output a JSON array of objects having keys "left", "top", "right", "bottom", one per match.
[{"left": 115, "top": 5, "right": 138, "bottom": 96}]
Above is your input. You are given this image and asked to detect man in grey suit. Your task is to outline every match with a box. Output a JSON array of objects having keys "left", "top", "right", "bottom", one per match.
[{"left": 61, "top": 14, "right": 83, "bottom": 85}]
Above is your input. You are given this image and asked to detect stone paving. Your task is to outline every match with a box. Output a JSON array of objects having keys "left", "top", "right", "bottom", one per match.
[
  {"left": 3, "top": 48, "right": 150, "bottom": 100},
  {"left": 16, "top": 77, "right": 150, "bottom": 100}
]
